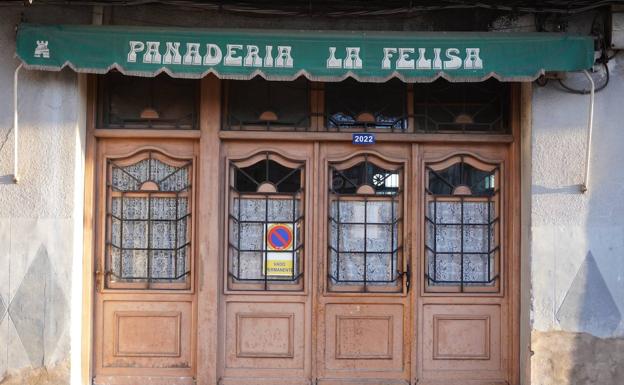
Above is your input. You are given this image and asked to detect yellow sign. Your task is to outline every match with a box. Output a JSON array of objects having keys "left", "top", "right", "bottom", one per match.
[{"left": 265, "top": 254, "right": 294, "bottom": 277}]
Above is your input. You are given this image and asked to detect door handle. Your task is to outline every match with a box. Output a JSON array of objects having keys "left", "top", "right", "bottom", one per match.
[
  {"left": 95, "top": 269, "right": 102, "bottom": 288},
  {"left": 402, "top": 265, "right": 411, "bottom": 293},
  {"left": 95, "top": 269, "right": 106, "bottom": 291}
]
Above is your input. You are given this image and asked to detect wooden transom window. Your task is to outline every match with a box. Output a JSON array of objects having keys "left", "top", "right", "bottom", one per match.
[
  {"left": 425, "top": 155, "right": 500, "bottom": 293},
  {"left": 328, "top": 155, "right": 404, "bottom": 293},
  {"left": 105, "top": 150, "right": 193, "bottom": 289},
  {"left": 325, "top": 78, "right": 407, "bottom": 132},
  {"left": 413, "top": 79, "right": 510, "bottom": 133},
  {"left": 97, "top": 72, "right": 199, "bottom": 129},
  {"left": 227, "top": 152, "right": 305, "bottom": 291},
  {"left": 223, "top": 77, "right": 310, "bottom": 131}
]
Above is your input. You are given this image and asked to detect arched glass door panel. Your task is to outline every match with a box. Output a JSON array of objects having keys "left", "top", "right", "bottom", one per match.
[
  {"left": 425, "top": 155, "right": 500, "bottom": 293},
  {"left": 227, "top": 152, "right": 305, "bottom": 291},
  {"left": 328, "top": 154, "right": 405, "bottom": 293},
  {"left": 105, "top": 150, "right": 193, "bottom": 290}
]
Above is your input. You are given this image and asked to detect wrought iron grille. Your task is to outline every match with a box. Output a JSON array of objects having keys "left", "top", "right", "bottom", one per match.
[
  {"left": 105, "top": 151, "right": 192, "bottom": 289},
  {"left": 325, "top": 78, "right": 408, "bottom": 132},
  {"left": 425, "top": 156, "right": 500, "bottom": 292},
  {"left": 223, "top": 77, "right": 311, "bottom": 131},
  {"left": 98, "top": 72, "right": 199, "bottom": 129},
  {"left": 328, "top": 156, "right": 404, "bottom": 292},
  {"left": 413, "top": 79, "right": 510, "bottom": 133},
  {"left": 228, "top": 152, "right": 305, "bottom": 290}
]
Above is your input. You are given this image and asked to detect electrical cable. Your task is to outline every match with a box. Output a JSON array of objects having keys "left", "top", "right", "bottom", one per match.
[
  {"left": 557, "top": 62, "right": 609, "bottom": 94},
  {"left": 3, "top": 0, "right": 624, "bottom": 17},
  {"left": 535, "top": 76, "right": 549, "bottom": 87},
  {"left": 554, "top": 11, "right": 615, "bottom": 94}
]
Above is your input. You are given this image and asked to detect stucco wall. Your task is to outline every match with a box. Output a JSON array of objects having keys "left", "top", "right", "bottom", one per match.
[
  {"left": 0, "top": 6, "right": 90, "bottom": 385},
  {"left": 530, "top": 53, "right": 624, "bottom": 384}
]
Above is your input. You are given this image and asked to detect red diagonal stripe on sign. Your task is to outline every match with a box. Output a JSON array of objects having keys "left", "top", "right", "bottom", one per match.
[{"left": 272, "top": 229, "right": 288, "bottom": 247}]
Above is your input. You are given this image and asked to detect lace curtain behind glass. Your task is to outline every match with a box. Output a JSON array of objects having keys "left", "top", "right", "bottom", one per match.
[
  {"left": 425, "top": 157, "right": 499, "bottom": 291},
  {"left": 107, "top": 152, "right": 192, "bottom": 288},
  {"left": 227, "top": 154, "right": 305, "bottom": 290},
  {"left": 328, "top": 157, "right": 403, "bottom": 292}
]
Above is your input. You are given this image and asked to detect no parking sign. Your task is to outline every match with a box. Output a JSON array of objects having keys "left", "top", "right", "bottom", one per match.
[
  {"left": 267, "top": 224, "right": 293, "bottom": 251},
  {"left": 265, "top": 223, "right": 295, "bottom": 277}
]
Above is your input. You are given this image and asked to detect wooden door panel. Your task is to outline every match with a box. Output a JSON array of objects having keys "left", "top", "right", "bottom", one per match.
[
  {"left": 315, "top": 143, "right": 412, "bottom": 385},
  {"left": 98, "top": 299, "right": 193, "bottom": 375},
  {"left": 219, "top": 142, "right": 313, "bottom": 384},
  {"left": 224, "top": 301, "right": 305, "bottom": 371},
  {"left": 421, "top": 304, "right": 506, "bottom": 381},
  {"left": 93, "top": 139, "right": 198, "bottom": 384},
  {"left": 219, "top": 378, "right": 312, "bottom": 385},
  {"left": 323, "top": 303, "right": 405, "bottom": 373},
  {"left": 316, "top": 380, "right": 408, "bottom": 385},
  {"left": 416, "top": 143, "right": 516, "bottom": 385}
]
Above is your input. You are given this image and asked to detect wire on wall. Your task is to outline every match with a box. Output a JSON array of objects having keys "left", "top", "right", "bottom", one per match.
[
  {"left": 558, "top": 63, "right": 609, "bottom": 94},
  {"left": 551, "top": 11, "right": 616, "bottom": 94},
  {"left": 4, "top": 1, "right": 624, "bottom": 17}
]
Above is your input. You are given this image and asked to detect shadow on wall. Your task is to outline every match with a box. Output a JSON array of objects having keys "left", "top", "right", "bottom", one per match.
[
  {"left": 556, "top": 252, "right": 621, "bottom": 336},
  {"left": 532, "top": 253, "right": 624, "bottom": 384},
  {"left": 531, "top": 185, "right": 585, "bottom": 195},
  {"left": 559, "top": 253, "right": 624, "bottom": 384}
]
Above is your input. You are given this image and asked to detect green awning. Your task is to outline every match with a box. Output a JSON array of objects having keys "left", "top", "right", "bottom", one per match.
[{"left": 16, "top": 23, "right": 594, "bottom": 82}]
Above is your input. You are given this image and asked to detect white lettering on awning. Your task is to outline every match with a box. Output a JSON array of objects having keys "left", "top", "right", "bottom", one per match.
[{"left": 125, "top": 41, "right": 484, "bottom": 71}]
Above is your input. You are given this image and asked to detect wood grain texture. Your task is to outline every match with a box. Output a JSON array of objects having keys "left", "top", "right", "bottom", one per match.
[
  {"left": 196, "top": 75, "right": 221, "bottom": 385},
  {"left": 99, "top": 300, "right": 192, "bottom": 374},
  {"left": 91, "top": 99, "right": 198, "bottom": 383},
  {"left": 85, "top": 77, "right": 522, "bottom": 385},
  {"left": 225, "top": 303, "right": 304, "bottom": 369}
]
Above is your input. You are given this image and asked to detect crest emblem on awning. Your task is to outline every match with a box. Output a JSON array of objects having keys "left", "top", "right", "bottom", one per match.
[{"left": 34, "top": 40, "right": 49, "bottom": 58}]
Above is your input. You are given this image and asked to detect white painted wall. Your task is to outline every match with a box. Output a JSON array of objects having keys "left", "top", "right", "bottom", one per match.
[
  {"left": 0, "top": 6, "right": 90, "bottom": 383},
  {"left": 531, "top": 54, "right": 624, "bottom": 338}
]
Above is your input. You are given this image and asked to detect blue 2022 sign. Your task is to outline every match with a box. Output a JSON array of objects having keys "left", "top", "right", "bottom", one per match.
[{"left": 352, "top": 133, "right": 376, "bottom": 145}]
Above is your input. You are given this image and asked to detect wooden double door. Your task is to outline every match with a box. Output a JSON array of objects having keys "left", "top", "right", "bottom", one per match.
[
  {"left": 93, "top": 137, "right": 517, "bottom": 385},
  {"left": 219, "top": 139, "right": 516, "bottom": 385}
]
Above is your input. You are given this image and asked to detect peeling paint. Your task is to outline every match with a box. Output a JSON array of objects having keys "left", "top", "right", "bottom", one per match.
[
  {"left": 0, "top": 359, "right": 69, "bottom": 385},
  {"left": 531, "top": 331, "right": 624, "bottom": 385}
]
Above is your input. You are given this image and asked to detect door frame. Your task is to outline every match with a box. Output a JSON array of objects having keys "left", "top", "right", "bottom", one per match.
[
  {"left": 415, "top": 143, "right": 513, "bottom": 385},
  {"left": 314, "top": 142, "right": 413, "bottom": 385},
  {"left": 92, "top": 138, "right": 199, "bottom": 384},
  {"left": 217, "top": 140, "right": 315, "bottom": 384},
  {"left": 81, "top": 77, "right": 524, "bottom": 385}
]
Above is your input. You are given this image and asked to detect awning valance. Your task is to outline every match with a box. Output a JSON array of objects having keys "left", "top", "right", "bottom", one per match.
[{"left": 16, "top": 23, "right": 594, "bottom": 82}]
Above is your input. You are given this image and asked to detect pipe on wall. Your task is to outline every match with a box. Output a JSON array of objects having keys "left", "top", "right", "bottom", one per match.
[
  {"left": 580, "top": 69, "right": 595, "bottom": 193},
  {"left": 12, "top": 63, "right": 22, "bottom": 183}
]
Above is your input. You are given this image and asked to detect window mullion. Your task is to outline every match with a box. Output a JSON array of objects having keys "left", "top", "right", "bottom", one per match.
[{"left": 147, "top": 192, "right": 152, "bottom": 288}]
